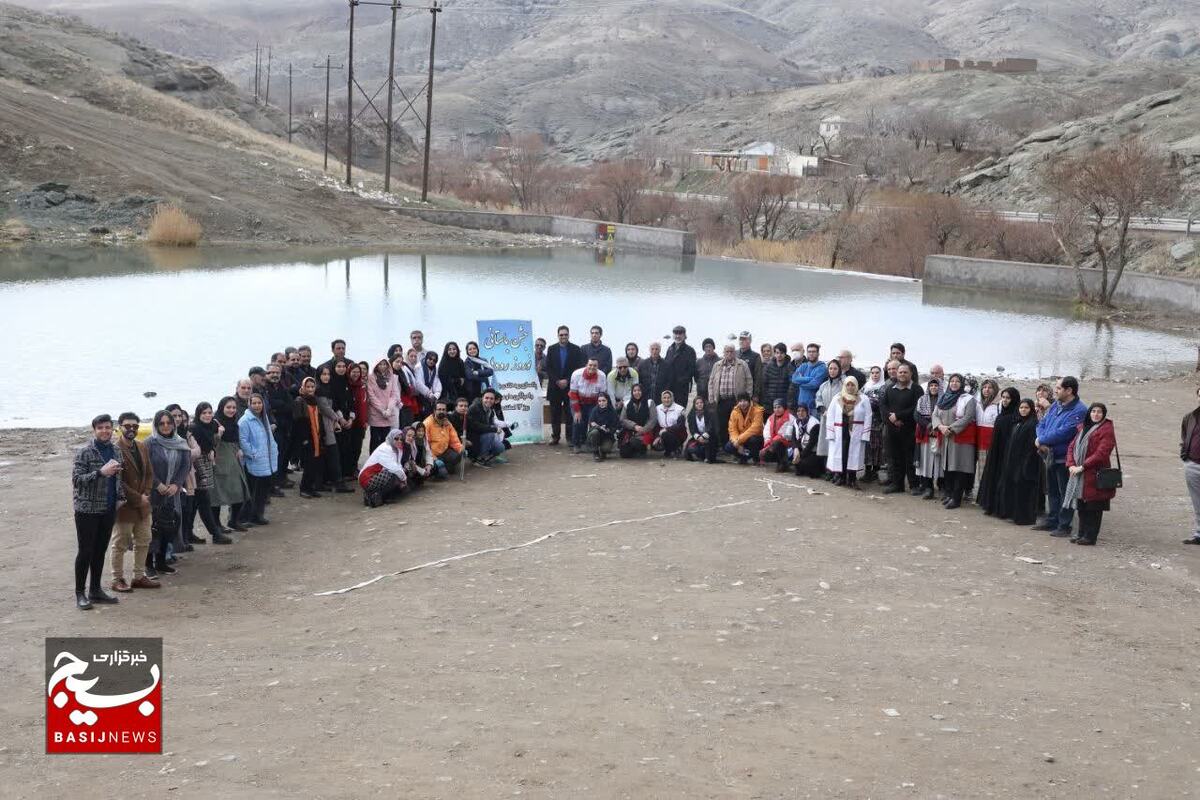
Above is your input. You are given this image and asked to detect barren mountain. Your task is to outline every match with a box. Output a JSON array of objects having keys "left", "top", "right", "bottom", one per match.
[{"left": 14, "top": 0, "right": 1199, "bottom": 150}]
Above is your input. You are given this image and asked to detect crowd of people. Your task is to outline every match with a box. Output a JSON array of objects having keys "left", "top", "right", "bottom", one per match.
[{"left": 70, "top": 325, "right": 1200, "bottom": 611}]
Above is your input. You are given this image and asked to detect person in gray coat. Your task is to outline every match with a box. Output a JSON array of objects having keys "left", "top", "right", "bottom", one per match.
[{"left": 936, "top": 373, "right": 978, "bottom": 509}]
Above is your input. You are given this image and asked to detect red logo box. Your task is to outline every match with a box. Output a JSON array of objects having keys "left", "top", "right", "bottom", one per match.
[{"left": 45, "top": 637, "right": 163, "bottom": 754}]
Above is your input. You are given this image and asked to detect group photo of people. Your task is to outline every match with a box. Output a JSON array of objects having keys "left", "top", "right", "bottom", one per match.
[{"left": 71, "top": 324, "right": 1200, "bottom": 611}]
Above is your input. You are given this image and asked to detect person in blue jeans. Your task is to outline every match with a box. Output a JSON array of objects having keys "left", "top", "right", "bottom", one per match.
[{"left": 1033, "top": 375, "right": 1087, "bottom": 536}]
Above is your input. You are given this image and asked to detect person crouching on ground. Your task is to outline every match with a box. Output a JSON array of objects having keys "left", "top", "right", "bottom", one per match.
[
  {"left": 1063, "top": 402, "right": 1118, "bottom": 545},
  {"left": 685, "top": 395, "right": 719, "bottom": 463},
  {"left": 653, "top": 390, "right": 687, "bottom": 458},
  {"left": 404, "top": 424, "right": 435, "bottom": 488},
  {"left": 724, "top": 393, "right": 764, "bottom": 465},
  {"left": 618, "top": 382, "right": 655, "bottom": 458},
  {"left": 790, "top": 404, "right": 823, "bottom": 478},
  {"left": 586, "top": 393, "right": 619, "bottom": 461},
  {"left": 359, "top": 429, "right": 409, "bottom": 508},
  {"left": 72, "top": 413, "right": 124, "bottom": 610},
  {"left": 760, "top": 399, "right": 797, "bottom": 473},
  {"left": 468, "top": 389, "right": 508, "bottom": 466},
  {"left": 424, "top": 400, "right": 464, "bottom": 479}
]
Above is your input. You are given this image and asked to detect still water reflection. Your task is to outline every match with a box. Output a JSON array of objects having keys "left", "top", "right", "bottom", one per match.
[{"left": 0, "top": 246, "right": 1194, "bottom": 426}]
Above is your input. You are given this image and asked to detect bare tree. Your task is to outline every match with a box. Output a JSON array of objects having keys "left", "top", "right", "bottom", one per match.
[
  {"left": 1043, "top": 138, "right": 1179, "bottom": 305},
  {"left": 589, "top": 160, "right": 651, "bottom": 223},
  {"left": 728, "top": 172, "right": 798, "bottom": 239},
  {"left": 818, "top": 171, "right": 869, "bottom": 214},
  {"left": 489, "top": 133, "right": 554, "bottom": 211},
  {"left": 946, "top": 117, "right": 974, "bottom": 152}
]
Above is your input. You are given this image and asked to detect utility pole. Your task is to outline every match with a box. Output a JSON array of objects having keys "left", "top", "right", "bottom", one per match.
[
  {"left": 346, "top": 0, "right": 357, "bottom": 186},
  {"left": 383, "top": 0, "right": 399, "bottom": 193},
  {"left": 254, "top": 43, "right": 261, "bottom": 103},
  {"left": 287, "top": 63, "right": 293, "bottom": 142},
  {"left": 265, "top": 46, "right": 273, "bottom": 106},
  {"left": 313, "top": 56, "right": 343, "bottom": 171},
  {"left": 421, "top": 1, "right": 441, "bottom": 202}
]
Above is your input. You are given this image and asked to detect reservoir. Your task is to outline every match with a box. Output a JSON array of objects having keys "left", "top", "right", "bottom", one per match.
[{"left": 0, "top": 246, "right": 1194, "bottom": 427}]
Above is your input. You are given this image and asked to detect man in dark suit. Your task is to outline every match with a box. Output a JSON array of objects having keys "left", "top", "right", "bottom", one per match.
[
  {"left": 543, "top": 325, "right": 585, "bottom": 445},
  {"left": 663, "top": 325, "right": 697, "bottom": 406}
]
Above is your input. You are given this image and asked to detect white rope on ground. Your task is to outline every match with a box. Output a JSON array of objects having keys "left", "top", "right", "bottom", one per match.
[{"left": 314, "top": 494, "right": 775, "bottom": 597}]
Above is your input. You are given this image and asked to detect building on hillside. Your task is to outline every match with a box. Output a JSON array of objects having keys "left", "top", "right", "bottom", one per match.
[
  {"left": 692, "top": 141, "right": 820, "bottom": 176},
  {"left": 818, "top": 115, "right": 855, "bottom": 142},
  {"left": 909, "top": 57, "right": 1038, "bottom": 74}
]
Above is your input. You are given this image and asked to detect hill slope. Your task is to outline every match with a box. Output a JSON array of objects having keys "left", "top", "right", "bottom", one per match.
[
  {"left": 0, "top": 3, "right": 512, "bottom": 244},
  {"left": 15, "top": 0, "right": 1199, "bottom": 152}
]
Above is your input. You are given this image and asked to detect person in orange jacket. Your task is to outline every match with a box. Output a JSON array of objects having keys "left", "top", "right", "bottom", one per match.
[{"left": 723, "top": 393, "right": 764, "bottom": 464}]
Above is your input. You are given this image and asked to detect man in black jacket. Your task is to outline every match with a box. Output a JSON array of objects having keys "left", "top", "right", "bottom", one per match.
[
  {"left": 543, "top": 325, "right": 585, "bottom": 445},
  {"left": 879, "top": 363, "right": 923, "bottom": 494},
  {"left": 663, "top": 325, "right": 697, "bottom": 405},
  {"left": 265, "top": 364, "right": 294, "bottom": 491}
]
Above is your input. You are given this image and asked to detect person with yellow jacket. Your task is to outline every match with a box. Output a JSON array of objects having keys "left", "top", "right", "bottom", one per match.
[{"left": 723, "top": 393, "right": 765, "bottom": 464}]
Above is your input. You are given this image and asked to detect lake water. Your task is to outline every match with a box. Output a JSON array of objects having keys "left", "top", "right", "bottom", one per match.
[{"left": 1, "top": 245, "right": 1195, "bottom": 427}]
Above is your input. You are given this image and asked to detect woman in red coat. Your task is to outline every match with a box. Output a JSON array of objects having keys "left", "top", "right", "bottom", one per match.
[{"left": 1064, "top": 403, "right": 1117, "bottom": 545}]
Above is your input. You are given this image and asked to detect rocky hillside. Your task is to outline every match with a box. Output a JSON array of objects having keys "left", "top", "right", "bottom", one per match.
[
  {"left": 15, "top": 0, "right": 1199, "bottom": 153},
  {"left": 955, "top": 83, "right": 1200, "bottom": 215},
  {"left": 577, "top": 60, "right": 1195, "bottom": 159}
]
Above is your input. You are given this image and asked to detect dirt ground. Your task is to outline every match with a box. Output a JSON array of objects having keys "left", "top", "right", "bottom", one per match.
[{"left": 1, "top": 377, "right": 1198, "bottom": 799}]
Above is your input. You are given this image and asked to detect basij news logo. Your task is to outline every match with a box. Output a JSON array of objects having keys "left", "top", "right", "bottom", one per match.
[{"left": 45, "top": 637, "right": 163, "bottom": 754}]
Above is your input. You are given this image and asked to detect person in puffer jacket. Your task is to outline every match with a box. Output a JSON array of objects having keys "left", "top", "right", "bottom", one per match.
[
  {"left": 761, "top": 344, "right": 794, "bottom": 410},
  {"left": 569, "top": 358, "right": 607, "bottom": 453},
  {"left": 790, "top": 344, "right": 828, "bottom": 412}
]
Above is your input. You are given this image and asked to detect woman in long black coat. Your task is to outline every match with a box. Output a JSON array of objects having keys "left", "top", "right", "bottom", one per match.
[
  {"left": 1002, "top": 398, "right": 1043, "bottom": 526},
  {"left": 978, "top": 386, "right": 1019, "bottom": 516}
]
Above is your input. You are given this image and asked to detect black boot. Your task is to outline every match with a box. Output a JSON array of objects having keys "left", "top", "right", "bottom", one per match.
[
  {"left": 76, "top": 592, "right": 93, "bottom": 610},
  {"left": 335, "top": 482, "right": 355, "bottom": 494},
  {"left": 211, "top": 531, "right": 233, "bottom": 544},
  {"left": 921, "top": 479, "right": 935, "bottom": 500},
  {"left": 89, "top": 587, "right": 119, "bottom": 604}
]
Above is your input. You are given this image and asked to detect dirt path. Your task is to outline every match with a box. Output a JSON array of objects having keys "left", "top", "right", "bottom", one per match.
[{"left": 1, "top": 378, "right": 1198, "bottom": 798}]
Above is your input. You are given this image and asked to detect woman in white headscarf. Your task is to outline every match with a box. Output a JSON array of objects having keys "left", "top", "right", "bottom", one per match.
[{"left": 825, "top": 376, "right": 872, "bottom": 489}]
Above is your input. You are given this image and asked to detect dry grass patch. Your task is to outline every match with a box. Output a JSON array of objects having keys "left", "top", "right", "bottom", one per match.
[
  {"left": 722, "top": 238, "right": 822, "bottom": 265},
  {"left": 147, "top": 204, "right": 202, "bottom": 246}
]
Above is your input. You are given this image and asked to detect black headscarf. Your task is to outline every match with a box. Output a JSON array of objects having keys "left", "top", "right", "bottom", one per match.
[
  {"left": 998, "top": 387, "right": 1020, "bottom": 418},
  {"left": 623, "top": 385, "right": 651, "bottom": 426},
  {"left": 937, "top": 373, "right": 965, "bottom": 410},
  {"left": 315, "top": 365, "right": 335, "bottom": 399},
  {"left": 439, "top": 342, "right": 466, "bottom": 394},
  {"left": 328, "top": 359, "right": 352, "bottom": 414},
  {"left": 192, "top": 402, "right": 218, "bottom": 454},
  {"left": 216, "top": 396, "right": 240, "bottom": 442}
]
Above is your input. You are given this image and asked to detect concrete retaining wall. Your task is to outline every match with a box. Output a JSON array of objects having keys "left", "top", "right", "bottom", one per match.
[
  {"left": 924, "top": 255, "right": 1200, "bottom": 315},
  {"left": 382, "top": 206, "right": 696, "bottom": 256}
]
